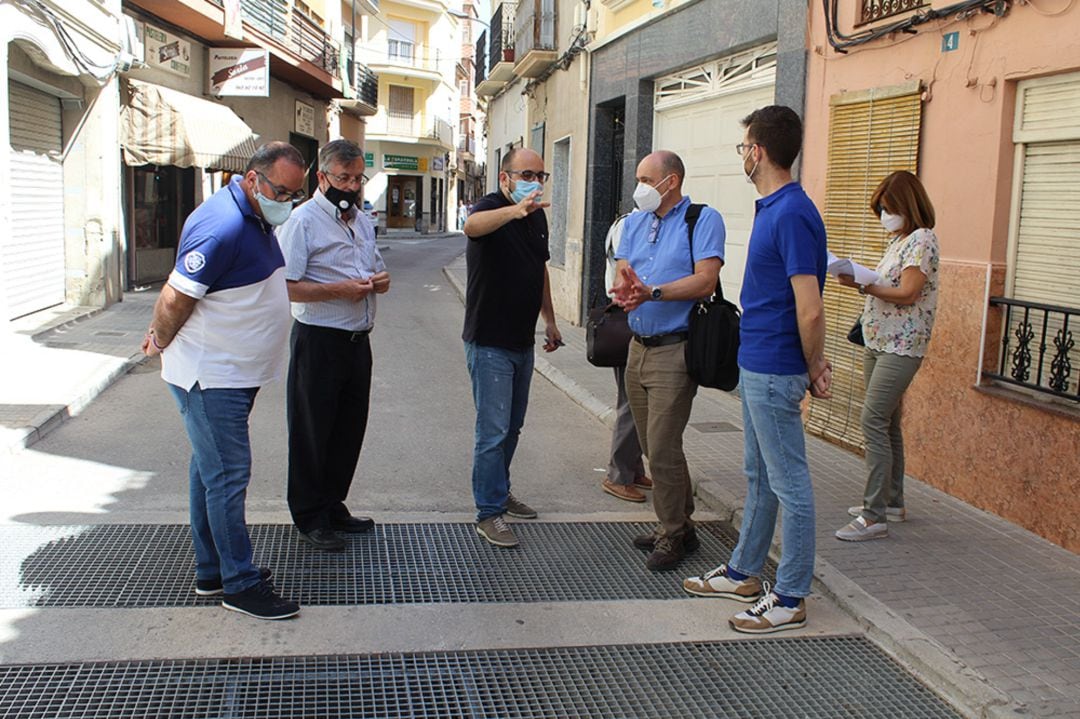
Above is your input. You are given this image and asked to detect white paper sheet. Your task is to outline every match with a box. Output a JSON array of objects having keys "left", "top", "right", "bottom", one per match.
[{"left": 827, "top": 251, "right": 881, "bottom": 286}]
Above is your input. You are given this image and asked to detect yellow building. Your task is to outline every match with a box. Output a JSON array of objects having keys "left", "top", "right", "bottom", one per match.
[{"left": 360, "top": 0, "right": 459, "bottom": 233}]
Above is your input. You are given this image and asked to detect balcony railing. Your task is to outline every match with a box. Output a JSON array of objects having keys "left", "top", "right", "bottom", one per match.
[
  {"left": 488, "top": 3, "right": 516, "bottom": 73},
  {"left": 209, "top": 0, "right": 340, "bottom": 75},
  {"left": 514, "top": 0, "right": 555, "bottom": 59},
  {"left": 984, "top": 297, "right": 1080, "bottom": 403},
  {"left": 428, "top": 117, "right": 453, "bottom": 147},
  {"left": 474, "top": 30, "right": 487, "bottom": 87},
  {"left": 379, "top": 42, "right": 446, "bottom": 74},
  {"left": 348, "top": 60, "right": 378, "bottom": 108},
  {"left": 458, "top": 136, "right": 476, "bottom": 156},
  {"left": 857, "top": 0, "right": 927, "bottom": 25}
]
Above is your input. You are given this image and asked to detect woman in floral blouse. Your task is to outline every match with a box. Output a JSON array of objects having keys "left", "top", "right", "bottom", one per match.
[{"left": 834, "top": 171, "right": 939, "bottom": 542}]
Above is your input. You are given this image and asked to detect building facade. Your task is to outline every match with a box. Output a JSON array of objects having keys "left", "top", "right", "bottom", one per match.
[
  {"left": 1, "top": 0, "right": 125, "bottom": 323},
  {"left": 583, "top": 0, "right": 809, "bottom": 322},
  {"left": 361, "top": 0, "right": 459, "bottom": 233},
  {"left": 119, "top": 0, "right": 378, "bottom": 286},
  {"left": 801, "top": 0, "right": 1080, "bottom": 552}
]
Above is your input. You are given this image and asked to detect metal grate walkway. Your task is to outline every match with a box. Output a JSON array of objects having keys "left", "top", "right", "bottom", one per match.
[
  {"left": 0, "top": 522, "right": 770, "bottom": 608},
  {"left": 0, "top": 638, "right": 961, "bottom": 719}
]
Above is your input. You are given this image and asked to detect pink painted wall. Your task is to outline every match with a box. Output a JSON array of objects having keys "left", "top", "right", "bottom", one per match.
[{"left": 801, "top": 2, "right": 1080, "bottom": 551}]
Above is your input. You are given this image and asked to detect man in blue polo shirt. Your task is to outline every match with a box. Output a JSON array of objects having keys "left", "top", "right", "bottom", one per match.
[
  {"left": 142, "top": 141, "right": 306, "bottom": 621},
  {"left": 682, "top": 106, "right": 832, "bottom": 634},
  {"left": 612, "top": 150, "right": 725, "bottom": 571}
]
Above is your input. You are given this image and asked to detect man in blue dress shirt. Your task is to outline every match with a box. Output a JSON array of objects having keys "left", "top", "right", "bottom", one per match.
[{"left": 612, "top": 150, "right": 725, "bottom": 571}]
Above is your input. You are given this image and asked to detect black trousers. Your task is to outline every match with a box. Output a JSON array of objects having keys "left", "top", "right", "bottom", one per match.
[{"left": 286, "top": 322, "right": 373, "bottom": 532}]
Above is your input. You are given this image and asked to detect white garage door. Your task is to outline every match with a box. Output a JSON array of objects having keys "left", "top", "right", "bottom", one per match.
[
  {"left": 5, "top": 80, "right": 65, "bottom": 319},
  {"left": 653, "top": 43, "right": 777, "bottom": 307}
]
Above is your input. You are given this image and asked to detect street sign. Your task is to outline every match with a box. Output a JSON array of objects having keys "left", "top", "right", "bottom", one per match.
[
  {"left": 942, "top": 32, "right": 959, "bottom": 52},
  {"left": 364, "top": 152, "right": 374, "bottom": 168}
]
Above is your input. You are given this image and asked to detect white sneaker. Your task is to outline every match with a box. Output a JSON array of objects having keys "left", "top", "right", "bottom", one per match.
[
  {"left": 683, "top": 564, "right": 763, "bottom": 602},
  {"left": 729, "top": 585, "right": 806, "bottom": 634},
  {"left": 847, "top": 505, "right": 906, "bottom": 522},
  {"left": 835, "top": 515, "right": 888, "bottom": 541}
]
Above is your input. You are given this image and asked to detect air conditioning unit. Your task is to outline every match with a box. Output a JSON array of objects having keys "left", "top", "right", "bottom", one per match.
[{"left": 118, "top": 15, "right": 146, "bottom": 71}]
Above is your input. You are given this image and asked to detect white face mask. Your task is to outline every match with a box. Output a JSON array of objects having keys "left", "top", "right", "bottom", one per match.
[
  {"left": 743, "top": 144, "right": 759, "bottom": 185},
  {"left": 632, "top": 175, "right": 671, "bottom": 213},
  {"left": 880, "top": 209, "right": 905, "bottom": 234}
]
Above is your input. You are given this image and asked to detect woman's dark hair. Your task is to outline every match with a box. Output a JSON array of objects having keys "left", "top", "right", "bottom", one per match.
[{"left": 870, "top": 171, "right": 935, "bottom": 236}]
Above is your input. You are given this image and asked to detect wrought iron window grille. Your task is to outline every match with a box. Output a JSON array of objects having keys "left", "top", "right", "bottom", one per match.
[
  {"left": 858, "top": 0, "right": 928, "bottom": 26},
  {"left": 984, "top": 297, "right": 1080, "bottom": 403}
]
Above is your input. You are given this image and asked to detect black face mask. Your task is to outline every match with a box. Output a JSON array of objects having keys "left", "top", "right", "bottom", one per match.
[{"left": 324, "top": 184, "right": 360, "bottom": 211}]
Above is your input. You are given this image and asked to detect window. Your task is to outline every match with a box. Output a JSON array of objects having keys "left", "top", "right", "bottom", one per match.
[
  {"left": 388, "top": 20, "right": 417, "bottom": 65},
  {"left": 805, "top": 81, "right": 923, "bottom": 450},
  {"left": 985, "top": 72, "right": 1080, "bottom": 402},
  {"left": 530, "top": 122, "right": 545, "bottom": 159},
  {"left": 388, "top": 85, "right": 415, "bottom": 135},
  {"left": 550, "top": 137, "right": 570, "bottom": 266}
]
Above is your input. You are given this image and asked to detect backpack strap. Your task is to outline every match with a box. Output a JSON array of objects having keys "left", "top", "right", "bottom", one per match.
[{"left": 684, "top": 203, "right": 722, "bottom": 300}]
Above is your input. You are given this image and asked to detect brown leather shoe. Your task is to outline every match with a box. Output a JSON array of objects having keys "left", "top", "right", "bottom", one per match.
[
  {"left": 633, "top": 526, "right": 699, "bottom": 552},
  {"left": 602, "top": 479, "right": 646, "bottom": 503},
  {"left": 633, "top": 475, "right": 653, "bottom": 490}
]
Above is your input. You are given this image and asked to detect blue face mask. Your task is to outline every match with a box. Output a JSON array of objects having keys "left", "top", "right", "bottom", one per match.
[
  {"left": 510, "top": 179, "right": 543, "bottom": 204},
  {"left": 255, "top": 191, "right": 294, "bottom": 226}
]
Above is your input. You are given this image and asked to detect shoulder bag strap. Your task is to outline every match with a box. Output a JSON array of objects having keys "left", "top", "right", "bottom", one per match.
[{"left": 684, "top": 203, "right": 721, "bottom": 299}]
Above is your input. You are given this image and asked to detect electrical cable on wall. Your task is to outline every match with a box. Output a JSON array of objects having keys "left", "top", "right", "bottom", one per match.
[
  {"left": 822, "top": 0, "right": 1012, "bottom": 53},
  {"left": 15, "top": 0, "right": 118, "bottom": 79}
]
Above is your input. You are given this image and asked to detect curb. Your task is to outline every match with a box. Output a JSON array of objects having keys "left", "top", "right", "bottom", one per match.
[{"left": 443, "top": 257, "right": 1014, "bottom": 719}]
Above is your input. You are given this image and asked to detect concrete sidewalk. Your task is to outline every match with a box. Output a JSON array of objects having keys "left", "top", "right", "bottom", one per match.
[{"left": 443, "top": 253, "right": 1080, "bottom": 719}]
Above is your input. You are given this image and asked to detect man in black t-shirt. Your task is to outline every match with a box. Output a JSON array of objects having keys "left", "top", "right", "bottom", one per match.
[{"left": 462, "top": 147, "right": 562, "bottom": 548}]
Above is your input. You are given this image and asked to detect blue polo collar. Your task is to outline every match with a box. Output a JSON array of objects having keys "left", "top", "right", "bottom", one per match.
[{"left": 755, "top": 181, "right": 800, "bottom": 211}]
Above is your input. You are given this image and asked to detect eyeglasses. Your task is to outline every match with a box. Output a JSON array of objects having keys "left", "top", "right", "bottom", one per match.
[
  {"left": 735, "top": 142, "right": 756, "bottom": 156},
  {"left": 508, "top": 170, "right": 551, "bottom": 183},
  {"left": 323, "top": 171, "right": 368, "bottom": 187},
  {"left": 256, "top": 172, "right": 307, "bottom": 204}
]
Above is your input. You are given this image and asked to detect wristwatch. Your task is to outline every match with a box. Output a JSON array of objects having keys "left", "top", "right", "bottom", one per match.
[
  {"left": 651, "top": 286, "right": 663, "bottom": 301},
  {"left": 857, "top": 284, "right": 867, "bottom": 296}
]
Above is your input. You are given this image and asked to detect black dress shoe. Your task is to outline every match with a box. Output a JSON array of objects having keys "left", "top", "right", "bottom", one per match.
[
  {"left": 331, "top": 515, "right": 375, "bottom": 533},
  {"left": 299, "top": 527, "right": 346, "bottom": 551}
]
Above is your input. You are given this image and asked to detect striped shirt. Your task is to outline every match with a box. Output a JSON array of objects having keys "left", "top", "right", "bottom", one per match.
[{"left": 277, "top": 190, "right": 385, "bottom": 332}]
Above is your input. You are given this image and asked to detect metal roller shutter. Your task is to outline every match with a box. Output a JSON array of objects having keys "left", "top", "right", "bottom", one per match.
[
  {"left": 5, "top": 81, "right": 65, "bottom": 319},
  {"left": 805, "top": 82, "right": 922, "bottom": 451}
]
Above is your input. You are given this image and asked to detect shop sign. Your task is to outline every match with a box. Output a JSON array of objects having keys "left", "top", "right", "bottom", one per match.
[
  {"left": 384, "top": 154, "right": 419, "bottom": 171},
  {"left": 294, "top": 101, "right": 315, "bottom": 137},
  {"left": 418, "top": 157, "right": 429, "bottom": 172},
  {"left": 364, "top": 152, "right": 374, "bottom": 168},
  {"left": 144, "top": 24, "right": 191, "bottom": 77},
  {"left": 208, "top": 49, "right": 269, "bottom": 97},
  {"left": 432, "top": 156, "right": 445, "bottom": 172}
]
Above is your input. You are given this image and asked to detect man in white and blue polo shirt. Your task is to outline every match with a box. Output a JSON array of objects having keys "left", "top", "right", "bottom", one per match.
[
  {"left": 612, "top": 150, "right": 725, "bottom": 572},
  {"left": 142, "top": 142, "right": 306, "bottom": 621},
  {"left": 277, "top": 139, "right": 389, "bottom": 553}
]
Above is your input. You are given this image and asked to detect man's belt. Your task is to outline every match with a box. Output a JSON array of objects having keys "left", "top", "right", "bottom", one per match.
[
  {"left": 306, "top": 324, "right": 372, "bottom": 343},
  {"left": 632, "top": 331, "right": 688, "bottom": 347}
]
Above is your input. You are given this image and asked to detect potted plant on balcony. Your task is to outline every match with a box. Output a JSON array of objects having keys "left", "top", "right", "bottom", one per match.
[{"left": 502, "top": 47, "right": 515, "bottom": 63}]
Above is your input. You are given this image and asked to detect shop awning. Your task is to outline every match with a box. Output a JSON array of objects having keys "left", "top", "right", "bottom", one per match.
[{"left": 120, "top": 79, "right": 260, "bottom": 174}]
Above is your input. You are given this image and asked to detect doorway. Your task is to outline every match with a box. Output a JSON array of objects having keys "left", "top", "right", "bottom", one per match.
[
  {"left": 289, "top": 132, "right": 319, "bottom": 198},
  {"left": 387, "top": 175, "right": 421, "bottom": 229}
]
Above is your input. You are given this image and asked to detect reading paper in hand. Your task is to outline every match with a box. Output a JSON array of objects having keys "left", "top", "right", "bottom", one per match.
[{"left": 827, "top": 251, "right": 881, "bottom": 286}]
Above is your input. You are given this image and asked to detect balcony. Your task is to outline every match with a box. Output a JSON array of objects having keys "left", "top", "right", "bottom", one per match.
[
  {"left": 476, "top": 3, "right": 516, "bottom": 96},
  {"left": 457, "top": 135, "right": 476, "bottom": 159},
  {"left": 367, "top": 115, "right": 454, "bottom": 151},
  {"left": 137, "top": 0, "right": 343, "bottom": 97},
  {"left": 340, "top": 60, "right": 378, "bottom": 115},
  {"left": 857, "top": 0, "right": 927, "bottom": 26},
  {"left": 368, "top": 42, "right": 447, "bottom": 83},
  {"left": 513, "top": 0, "right": 556, "bottom": 78},
  {"left": 474, "top": 30, "right": 487, "bottom": 88}
]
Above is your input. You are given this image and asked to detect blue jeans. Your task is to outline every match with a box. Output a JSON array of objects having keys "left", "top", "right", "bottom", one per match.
[
  {"left": 168, "top": 383, "right": 261, "bottom": 594},
  {"left": 464, "top": 342, "right": 533, "bottom": 521},
  {"left": 729, "top": 369, "right": 816, "bottom": 598}
]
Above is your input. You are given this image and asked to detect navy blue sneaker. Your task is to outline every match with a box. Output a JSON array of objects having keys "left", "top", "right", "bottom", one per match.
[{"left": 222, "top": 580, "right": 299, "bottom": 620}]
